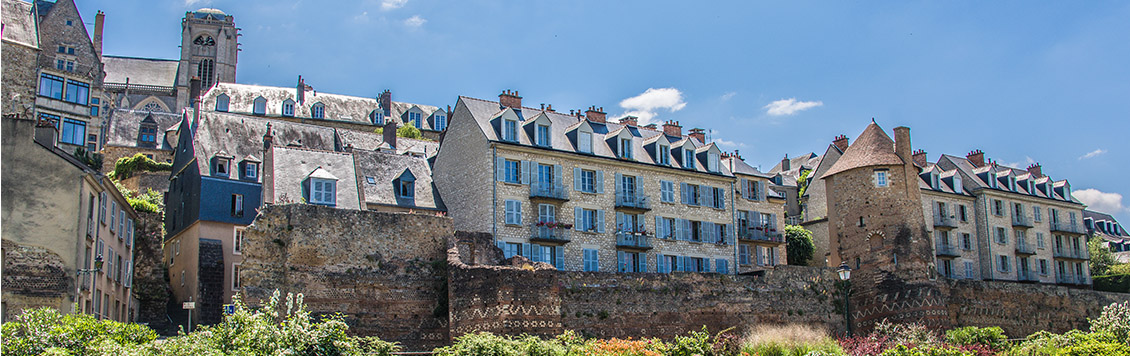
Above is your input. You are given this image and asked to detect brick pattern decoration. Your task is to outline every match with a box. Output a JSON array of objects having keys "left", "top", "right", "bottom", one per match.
[
  {"left": 198, "top": 238, "right": 225, "bottom": 325},
  {"left": 1, "top": 239, "right": 72, "bottom": 319}
]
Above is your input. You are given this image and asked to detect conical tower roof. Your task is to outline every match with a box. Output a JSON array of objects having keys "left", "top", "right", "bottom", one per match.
[{"left": 821, "top": 121, "right": 905, "bottom": 178}]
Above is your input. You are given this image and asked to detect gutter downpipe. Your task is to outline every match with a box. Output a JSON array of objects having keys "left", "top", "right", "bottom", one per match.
[{"left": 492, "top": 145, "right": 498, "bottom": 243}]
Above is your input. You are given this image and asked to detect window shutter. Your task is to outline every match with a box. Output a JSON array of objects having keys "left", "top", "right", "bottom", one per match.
[
  {"left": 574, "top": 207, "right": 582, "bottom": 231},
  {"left": 680, "top": 183, "right": 689, "bottom": 204},
  {"left": 617, "top": 251, "right": 626, "bottom": 272},
  {"left": 758, "top": 181, "right": 766, "bottom": 201},
  {"left": 675, "top": 256, "right": 684, "bottom": 272},
  {"left": 704, "top": 222, "right": 715, "bottom": 242},
  {"left": 756, "top": 246, "right": 764, "bottom": 265},
  {"left": 555, "top": 246, "right": 565, "bottom": 269},
  {"left": 615, "top": 173, "right": 623, "bottom": 195},
  {"left": 636, "top": 215, "right": 645, "bottom": 232},
  {"left": 703, "top": 258, "right": 711, "bottom": 272},
  {"left": 739, "top": 178, "right": 748, "bottom": 199},
  {"left": 495, "top": 157, "right": 505, "bottom": 181},
  {"left": 675, "top": 219, "right": 684, "bottom": 240},
  {"left": 717, "top": 187, "right": 726, "bottom": 209},
  {"left": 595, "top": 170, "right": 604, "bottom": 193},
  {"left": 641, "top": 253, "right": 649, "bottom": 273},
  {"left": 703, "top": 186, "right": 714, "bottom": 207},
  {"left": 616, "top": 212, "right": 625, "bottom": 232},
  {"left": 655, "top": 216, "right": 663, "bottom": 238},
  {"left": 725, "top": 224, "right": 733, "bottom": 244},
  {"left": 531, "top": 244, "right": 542, "bottom": 262},
  {"left": 520, "top": 161, "right": 531, "bottom": 184},
  {"left": 516, "top": 201, "right": 523, "bottom": 224},
  {"left": 522, "top": 243, "right": 531, "bottom": 259},
  {"left": 933, "top": 203, "right": 940, "bottom": 217},
  {"left": 770, "top": 214, "right": 778, "bottom": 230},
  {"left": 658, "top": 254, "right": 667, "bottom": 273},
  {"left": 573, "top": 167, "right": 582, "bottom": 191},
  {"left": 496, "top": 241, "right": 505, "bottom": 253},
  {"left": 596, "top": 210, "right": 605, "bottom": 233},
  {"left": 554, "top": 165, "right": 563, "bottom": 186},
  {"left": 752, "top": 212, "right": 762, "bottom": 228}
]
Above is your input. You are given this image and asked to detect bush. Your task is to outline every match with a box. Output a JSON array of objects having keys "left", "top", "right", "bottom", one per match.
[
  {"left": 879, "top": 344, "right": 972, "bottom": 356},
  {"left": 944, "top": 326, "right": 1008, "bottom": 351},
  {"left": 109, "top": 153, "right": 172, "bottom": 180},
  {"left": 1091, "top": 301, "right": 1130, "bottom": 344},
  {"left": 0, "top": 307, "right": 158, "bottom": 356},
  {"left": 785, "top": 225, "right": 815, "bottom": 266},
  {"left": 1109, "top": 264, "right": 1130, "bottom": 275},
  {"left": 742, "top": 324, "right": 844, "bottom": 356},
  {"left": 1094, "top": 274, "right": 1130, "bottom": 293},
  {"left": 397, "top": 125, "right": 423, "bottom": 139}
]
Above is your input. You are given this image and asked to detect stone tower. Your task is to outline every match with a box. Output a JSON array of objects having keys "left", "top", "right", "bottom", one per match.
[
  {"left": 820, "top": 121, "right": 949, "bottom": 332},
  {"left": 175, "top": 8, "right": 238, "bottom": 112}
]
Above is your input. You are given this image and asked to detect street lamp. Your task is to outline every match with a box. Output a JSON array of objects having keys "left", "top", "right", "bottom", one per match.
[
  {"left": 838, "top": 262, "right": 852, "bottom": 336},
  {"left": 76, "top": 255, "right": 103, "bottom": 316}
]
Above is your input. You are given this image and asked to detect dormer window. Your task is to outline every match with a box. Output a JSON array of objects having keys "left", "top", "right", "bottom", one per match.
[
  {"left": 253, "top": 97, "right": 266, "bottom": 115},
  {"left": 658, "top": 144, "right": 670, "bottom": 166},
  {"left": 138, "top": 115, "right": 158, "bottom": 147},
  {"left": 215, "top": 158, "right": 230, "bottom": 177},
  {"left": 243, "top": 162, "right": 258, "bottom": 179},
  {"left": 396, "top": 170, "right": 416, "bottom": 199},
  {"left": 1045, "top": 184, "right": 1052, "bottom": 197},
  {"left": 369, "top": 110, "right": 383, "bottom": 125},
  {"left": 434, "top": 114, "right": 447, "bottom": 131},
  {"left": 1009, "top": 177, "right": 1017, "bottom": 192},
  {"left": 708, "top": 152, "right": 720, "bottom": 172},
  {"left": 311, "top": 103, "right": 325, "bottom": 119},
  {"left": 408, "top": 111, "right": 423, "bottom": 128},
  {"left": 1063, "top": 185, "right": 1071, "bottom": 201},
  {"left": 1028, "top": 181, "right": 1034, "bottom": 195},
  {"left": 215, "top": 94, "right": 230, "bottom": 112},
  {"left": 619, "top": 138, "right": 633, "bottom": 159},
  {"left": 578, "top": 129, "right": 592, "bottom": 153},
  {"left": 503, "top": 118, "right": 518, "bottom": 142},
  {"left": 931, "top": 173, "right": 940, "bottom": 190},
  {"left": 683, "top": 149, "right": 695, "bottom": 169},
  {"left": 309, "top": 178, "right": 336, "bottom": 206},
  {"left": 954, "top": 176, "right": 963, "bottom": 193},
  {"left": 535, "top": 124, "right": 550, "bottom": 147},
  {"left": 282, "top": 99, "right": 295, "bottom": 117}
]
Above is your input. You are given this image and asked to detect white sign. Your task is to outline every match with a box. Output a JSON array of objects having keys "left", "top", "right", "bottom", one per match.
[{"left": 182, "top": 302, "right": 196, "bottom": 310}]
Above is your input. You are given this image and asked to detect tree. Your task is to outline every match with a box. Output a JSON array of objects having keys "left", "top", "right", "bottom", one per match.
[
  {"left": 785, "top": 224, "right": 815, "bottom": 266},
  {"left": 397, "top": 125, "right": 423, "bottom": 139},
  {"left": 1090, "top": 237, "right": 1117, "bottom": 276}
]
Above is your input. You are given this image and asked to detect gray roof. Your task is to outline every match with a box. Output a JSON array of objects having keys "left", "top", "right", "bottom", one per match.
[
  {"left": 353, "top": 149, "right": 445, "bottom": 211},
  {"left": 2, "top": 0, "right": 38, "bottom": 48},
  {"left": 767, "top": 152, "right": 819, "bottom": 174},
  {"left": 191, "top": 111, "right": 340, "bottom": 176},
  {"left": 388, "top": 100, "right": 444, "bottom": 131},
  {"left": 201, "top": 83, "right": 444, "bottom": 129},
  {"left": 102, "top": 55, "right": 179, "bottom": 88},
  {"left": 105, "top": 109, "right": 183, "bottom": 150},
  {"left": 268, "top": 146, "right": 361, "bottom": 210},
  {"left": 722, "top": 156, "right": 770, "bottom": 178},
  {"left": 456, "top": 96, "right": 731, "bottom": 177},
  {"left": 937, "top": 153, "right": 1078, "bottom": 204}
]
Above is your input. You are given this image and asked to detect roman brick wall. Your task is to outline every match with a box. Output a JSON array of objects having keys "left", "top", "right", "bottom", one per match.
[
  {"left": 0, "top": 239, "right": 72, "bottom": 320},
  {"left": 492, "top": 146, "right": 737, "bottom": 273},
  {"left": 239, "top": 204, "right": 453, "bottom": 350},
  {"left": 100, "top": 145, "right": 175, "bottom": 172},
  {"left": 130, "top": 211, "right": 174, "bottom": 334},
  {"left": 920, "top": 191, "right": 980, "bottom": 279},
  {"left": 943, "top": 279, "right": 1130, "bottom": 338}
]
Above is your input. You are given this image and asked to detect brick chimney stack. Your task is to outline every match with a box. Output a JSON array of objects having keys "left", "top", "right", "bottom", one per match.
[
  {"left": 781, "top": 154, "right": 791, "bottom": 171},
  {"left": 93, "top": 11, "right": 105, "bottom": 58},
  {"left": 263, "top": 122, "right": 274, "bottom": 151},
  {"left": 1027, "top": 163, "right": 1043, "bottom": 178},
  {"left": 546, "top": 104, "right": 554, "bottom": 112},
  {"left": 688, "top": 128, "right": 706, "bottom": 143},
  {"left": 642, "top": 123, "right": 657, "bottom": 130},
  {"left": 893, "top": 126, "right": 912, "bottom": 164},
  {"left": 662, "top": 120, "right": 682, "bottom": 137},
  {"left": 912, "top": 149, "right": 928, "bottom": 167},
  {"left": 619, "top": 116, "right": 638, "bottom": 127},
  {"left": 189, "top": 76, "right": 201, "bottom": 131},
  {"left": 382, "top": 120, "right": 398, "bottom": 150},
  {"left": 832, "top": 134, "right": 849, "bottom": 152},
  {"left": 379, "top": 90, "right": 392, "bottom": 116},
  {"left": 499, "top": 90, "right": 522, "bottom": 109},
  {"left": 585, "top": 106, "right": 606, "bottom": 123},
  {"left": 297, "top": 75, "right": 306, "bottom": 104},
  {"left": 967, "top": 149, "right": 985, "bottom": 168}
]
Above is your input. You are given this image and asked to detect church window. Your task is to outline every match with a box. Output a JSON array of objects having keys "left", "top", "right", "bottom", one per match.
[
  {"left": 142, "top": 101, "right": 164, "bottom": 112},
  {"left": 197, "top": 59, "right": 215, "bottom": 89},
  {"left": 215, "top": 94, "right": 229, "bottom": 112},
  {"left": 253, "top": 97, "right": 267, "bottom": 115},
  {"left": 311, "top": 103, "right": 325, "bottom": 119},
  {"left": 193, "top": 35, "right": 216, "bottom": 46}
]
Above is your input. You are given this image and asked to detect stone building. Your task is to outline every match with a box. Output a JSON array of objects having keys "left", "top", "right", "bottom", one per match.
[
  {"left": 1085, "top": 210, "right": 1129, "bottom": 263},
  {"left": 723, "top": 153, "right": 789, "bottom": 273},
  {"left": 914, "top": 156, "right": 980, "bottom": 280},
  {"left": 435, "top": 91, "right": 757, "bottom": 273},
  {"left": 2, "top": 0, "right": 41, "bottom": 118},
  {"left": 766, "top": 152, "right": 820, "bottom": 224},
  {"left": 2, "top": 115, "right": 138, "bottom": 322},
  {"left": 787, "top": 136, "right": 846, "bottom": 266}
]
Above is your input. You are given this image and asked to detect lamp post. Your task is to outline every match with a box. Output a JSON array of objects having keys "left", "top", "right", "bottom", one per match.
[
  {"left": 838, "top": 262, "right": 852, "bottom": 337},
  {"left": 75, "top": 255, "right": 103, "bottom": 316}
]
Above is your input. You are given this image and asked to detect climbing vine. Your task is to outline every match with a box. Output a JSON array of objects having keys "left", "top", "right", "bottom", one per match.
[{"left": 109, "top": 153, "right": 172, "bottom": 180}]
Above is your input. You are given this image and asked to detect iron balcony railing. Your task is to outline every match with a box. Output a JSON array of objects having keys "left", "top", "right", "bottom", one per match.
[
  {"left": 1017, "top": 270, "right": 1039, "bottom": 282},
  {"left": 80, "top": 274, "right": 91, "bottom": 291},
  {"left": 615, "top": 231, "right": 653, "bottom": 249},
  {"left": 738, "top": 227, "right": 785, "bottom": 243},
  {"left": 530, "top": 225, "right": 570, "bottom": 243},
  {"left": 1050, "top": 222, "right": 1082, "bottom": 234},
  {"left": 935, "top": 242, "right": 961, "bottom": 257},
  {"left": 1053, "top": 247, "right": 1090, "bottom": 260},
  {"left": 933, "top": 214, "right": 958, "bottom": 228},
  {"left": 1015, "top": 240, "right": 1036, "bottom": 255},
  {"left": 530, "top": 182, "right": 569, "bottom": 201},
  {"left": 1056, "top": 274, "right": 1075, "bottom": 285},
  {"left": 1012, "top": 214, "right": 1033, "bottom": 228},
  {"left": 614, "top": 191, "right": 651, "bottom": 210}
]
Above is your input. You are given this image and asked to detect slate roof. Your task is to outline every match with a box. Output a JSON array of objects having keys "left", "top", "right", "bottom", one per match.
[
  {"left": 2, "top": 0, "right": 38, "bottom": 48},
  {"left": 353, "top": 149, "right": 445, "bottom": 211},
  {"left": 105, "top": 109, "right": 182, "bottom": 149},
  {"left": 102, "top": 55, "right": 180, "bottom": 88},
  {"left": 767, "top": 152, "right": 819, "bottom": 174},
  {"left": 457, "top": 96, "right": 731, "bottom": 177},
  {"left": 722, "top": 156, "right": 770, "bottom": 178},
  {"left": 936, "top": 153, "right": 1079, "bottom": 204},
  {"left": 822, "top": 122, "right": 905, "bottom": 178},
  {"left": 268, "top": 146, "right": 361, "bottom": 210},
  {"left": 1085, "top": 209, "right": 1128, "bottom": 240},
  {"left": 201, "top": 83, "right": 444, "bottom": 130},
  {"left": 191, "top": 111, "right": 340, "bottom": 176}
]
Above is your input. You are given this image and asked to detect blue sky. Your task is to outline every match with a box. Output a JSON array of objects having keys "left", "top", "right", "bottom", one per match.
[{"left": 80, "top": 0, "right": 1129, "bottom": 221}]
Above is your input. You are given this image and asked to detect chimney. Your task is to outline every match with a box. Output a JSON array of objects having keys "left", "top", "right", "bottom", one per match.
[
  {"left": 263, "top": 122, "right": 274, "bottom": 151},
  {"left": 499, "top": 90, "right": 522, "bottom": 109},
  {"left": 912, "top": 149, "right": 928, "bottom": 167},
  {"left": 781, "top": 154, "right": 791, "bottom": 171},
  {"left": 382, "top": 120, "right": 398, "bottom": 150},
  {"left": 585, "top": 106, "right": 606, "bottom": 123},
  {"left": 893, "top": 126, "right": 912, "bottom": 163},
  {"left": 379, "top": 90, "right": 392, "bottom": 116},
  {"left": 619, "top": 116, "right": 638, "bottom": 127},
  {"left": 189, "top": 76, "right": 201, "bottom": 131},
  {"left": 642, "top": 123, "right": 657, "bottom": 130},
  {"left": 688, "top": 128, "right": 705, "bottom": 143},
  {"left": 832, "top": 134, "right": 849, "bottom": 152},
  {"left": 546, "top": 104, "right": 554, "bottom": 112},
  {"left": 34, "top": 117, "right": 59, "bottom": 147},
  {"left": 296, "top": 75, "right": 305, "bottom": 104},
  {"left": 1027, "top": 163, "right": 1043, "bottom": 178},
  {"left": 967, "top": 149, "right": 985, "bottom": 168},
  {"left": 93, "top": 11, "right": 105, "bottom": 58},
  {"left": 662, "top": 120, "right": 682, "bottom": 137}
]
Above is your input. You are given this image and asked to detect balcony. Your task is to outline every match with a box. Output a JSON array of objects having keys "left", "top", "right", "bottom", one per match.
[
  {"left": 529, "top": 225, "right": 571, "bottom": 244},
  {"left": 614, "top": 192, "right": 651, "bottom": 211},
  {"left": 1056, "top": 274, "right": 1075, "bottom": 285},
  {"left": 1053, "top": 247, "right": 1090, "bottom": 260},
  {"left": 738, "top": 227, "right": 785, "bottom": 244},
  {"left": 935, "top": 242, "right": 961, "bottom": 257},
  {"left": 1017, "top": 270, "right": 1039, "bottom": 282},
  {"left": 1011, "top": 215, "right": 1033, "bottom": 228},
  {"left": 933, "top": 214, "right": 958, "bottom": 228},
  {"left": 1050, "top": 222, "right": 1083, "bottom": 234},
  {"left": 616, "top": 231, "right": 653, "bottom": 250},
  {"left": 80, "top": 274, "right": 91, "bottom": 292},
  {"left": 530, "top": 182, "right": 569, "bottom": 201},
  {"left": 1015, "top": 241, "right": 1036, "bottom": 255}
]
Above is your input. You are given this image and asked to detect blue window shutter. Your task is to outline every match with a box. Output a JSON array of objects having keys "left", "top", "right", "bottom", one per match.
[
  {"left": 615, "top": 173, "right": 623, "bottom": 195},
  {"left": 680, "top": 183, "right": 688, "bottom": 204},
  {"left": 556, "top": 247, "right": 565, "bottom": 269},
  {"left": 770, "top": 213, "right": 778, "bottom": 230},
  {"left": 591, "top": 250, "right": 599, "bottom": 271},
  {"left": 617, "top": 251, "right": 625, "bottom": 272},
  {"left": 718, "top": 188, "right": 726, "bottom": 209},
  {"left": 642, "top": 253, "right": 649, "bottom": 273},
  {"left": 703, "top": 186, "right": 714, "bottom": 207},
  {"left": 496, "top": 241, "right": 505, "bottom": 253},
  {"left": 531, "top": 244, "right": 542, "bottom": 262},
  {"left": 596, "top": 210, "right": 605, "bottom": 233},
  {"left": 655, "top": 216, "right": 663, "bottom": 239},
  {"left": 520, "top": 161, "right": 531, "bottom": 184},
  {"left": 515, "top": 201, "right": 522, "bottom": 224},
  {"left": 705, "top": 222, "right": 715, "bottom": 242},
  {"left": 595, "top": 170, "right": 604, "bottom": 193},
  {"left": 495, "top": 157, "right": 505, "bottom": 181},
  {"left": 674, "top": 219, "right": 683, "bottom": 240},
  {"left": 616, "top": 212, "right": 625, "bottom": 232},
  {"left": 676, "top": 256, "right": 685, "bottom": 272},
  {"left": 573, "top": 167, "right": 582, "bottom": 191},
  {"left": 522, "top": 243, "right": 531, "bottom": 259},
  {"left": 657, "top": 254, "right": 667, "bottom": 273},
  {"left": 725, "top": 224, "right": 733, "bottom": 244},
  {"left": 703, "top": 258, "right": 711, "bottom": 272},
  {"left": 574, "top": 207, "right": 582, "bottom": 230},
  {"left": 554, "top": 165, "right": 563, "bottom": 186}
]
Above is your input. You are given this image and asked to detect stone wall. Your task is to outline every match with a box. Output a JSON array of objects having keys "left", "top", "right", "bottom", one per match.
[
  {"left": 130, "top": 211, "right": 173, "bottom": 333},
  {"left": 240, "top": 204, "right": 453, "bottom": 350},
  {"left": 1, "top": 41, "right": 39, "bottom": 117},
  {"left": 1, "top": 239, "right": 72, "bottom": 320},
  {"left": 944, "top": 279, "right": 1130, "bottom": 338}
]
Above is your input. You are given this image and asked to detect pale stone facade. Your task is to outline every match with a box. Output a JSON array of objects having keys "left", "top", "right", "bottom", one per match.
[{"left": 920, "top": 190, "right": 979, "bottom": 280}]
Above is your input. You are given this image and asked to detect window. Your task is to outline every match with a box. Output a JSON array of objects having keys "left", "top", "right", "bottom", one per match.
[
  {"left": 110, "top": 201, "right": 117, "bottom": 232},
  {"left": 712, "top": 187, "right": 726, "bottom": 209},
  {"left": 619, "top": 138, "right": 633, "bottom": 159},
  {"left": 39, "top": 74, "right": 65, "bottom": 99},
  {"left": 683, "top": 149, "right": 695, "bottom": 169},
  {"left": 504, "top": 200, "right": 522, "bottom": 225},
  {"left": 253, "top": 97, "right": 267, "bottom": 115},
  {"left": 118, "top": 210, "right": 125, "bottom": 236},
  {"left": 993, "top": 200, "right": 1003, "bottom": 216},
  {"left": 215, "top": 94, "right": 230, "bottom": 112},
  {"left": 1039, "top": 259, "right": 1049, "bottom": 275},
  {"left": 64, "top": 80, "right": 89, "bottom": 105},
  {"left": 126, "top": 219, "right": 134, "bottom": 246},
  {"left": 708, "top": 152, "right": 720, "bottom": 172},
  {"left": 739, "top": 245, "right": 751, "bottom": 265},
  {"left": 434, "top": 114, "right": 447, "bottom": 131},
  {"left": 283, "top": 100, "right": 295, "bottom": 117},
  {"left": 998, "top": 255, "right": 1010, "bottom": 272},
  {"left": 231, "top": 194, "right": 243, "bottom": 217},
  {"left": 368, "top": 110, "right": 382, "bottom": 124},
  {"left": 234, "top": 228, "right": 244, "bottom": 255},
  {"left": 99, "top": 192, "right": 107, "bottom": 223},
  {"left": 583, "top": 249, "right": 599, "bottom": 272},
  {"left": 962, "top": 233, "right": 972, "bottom": 250},
  {"left": 409, "top": 112, "right": 422, "bottom": 128},
  {"left": 658, "top": 144, "right": 670, "bottom": 165},
  {"left": 232, "top": 264, "right": 241, "bottom": 290},
  {"left": 660, "top": 180, "right": 675, "bottom": 203},
  {"left": 503, "top": 160, "right": 520, "bottom": 183},
  {"left": 964, "top": 261, "right": 974, "bottom": 279},
  {"left": 244, "top": 162, "right": 258, "bottom": 179},
  {"left": 91, "top": 98, "right": 100, "bottom": 116},
  {"left": 60, "top": 119, "right": 86, "bottom": 145},
  {"left": 875, "top": 170, "right": 889, "bottom": 187},
  {"left": 959, "top": 205, "right": 968, "bottom": 222},
  {"left": 538, "top": 204, "right": 556, "bottom": 224},
  {"left": 578, "top": 130, "right": 592, "bottom": 153},
  {"left": 214, "top": 158, "right": 230, "bottom": 177},
  {"left": 310, "top": 103, "right": 325, "bottom": 119},
  {"left": 536, "top": 164, "right": 554, "bottom": 188},
  {"left": 575, "top": 208, "right": 602, "bottom": 232},
  {"left": 398, "top": 177, "right": 415, "bottom": 198},
  {"left": 139, "top": 125, "right": 157, "bottom": 145},
  {"left": 500, "top": 242, "right": 520, "bottom": 259},
  {"left": 535, "top": 124, "right": 550, "bottom": 147},
  {"left": 503, "top": 119, "right": 517, "bottom": 141},
  {"left": 995, "top": 227, "right": 1007, "bottom": 244},
  {"left": 1037, "top": 232, "right": 1045, "bottom": 248},
  {"left": 197, "top": 59, "right": 215, "bottom": 89},
  {"left": 579, "top": 169, "right": 596, "bottom": 193},
  {"left": 954, "top": 175, "right": 963, "bottom": 193},
  {"left": 180, "top": 271, "right": 185, "bottom": 286},
  {"left": 617, "top": 251, "right": 645, "bottom": 273},
  {"left": 309, "top": 178, "right": 336, "bottom": 206}
]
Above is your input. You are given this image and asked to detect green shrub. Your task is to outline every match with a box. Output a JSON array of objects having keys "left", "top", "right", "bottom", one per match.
[
  {"left": 1094, "top": 274, "right": 1130, "bottom": 293},
  {"left": 0, "top": 307, "right": 158, "bottom": 356},
  {"left": 109, "top": 153, "right": 172, "bottom": 180},
  {"left": 1091, "top": 301, "right": 1130, "bottom": 344},
  {"left": 944, "top": 326, "right": 1008, "bottom": 351},
  {"left": 785, "top": 225, "right": 815, "bottom": 266},
  {"left": 397, "top": 125, "right": 423, "bottom": 139},
  {"left": 879, "top": 344, "right": 972, "bottom": 356}
]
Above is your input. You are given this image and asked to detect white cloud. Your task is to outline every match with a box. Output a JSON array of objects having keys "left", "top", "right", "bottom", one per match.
[
  {"left": 1074, "top": 188, "right": 1127, "bottom": 214},
  {"left": 403, "top": 15, "right": 426, "bottom": 28},
  {"left": 618, "top": 88, "right": 687, "bottom": 126},
  {"left": 720, "top": 92, "right": 737, "bottom": 101},
  {"left": 185, "top": 0, "right": 211, "bottom": 6},
  {"left": 353, "top": 11, "right": 370, "bottom": 23},
  {"left": 1003, "top": 156, "right": 1036, "bottom": 169},
  {"left": 1079, "top": 148, "right": 1106, "bottom": 160},
  {"left": 763, "top": 98, "right": 823, "bottom": 116},
  {"left": 381, "top": 0, "right": 408, "bottom": 11},
  {"left": 714, "top": 139, "right": 746, "bottom": 149}
]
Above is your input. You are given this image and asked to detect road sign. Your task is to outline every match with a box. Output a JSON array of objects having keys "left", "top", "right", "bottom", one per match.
[
  {"left": 182, "top": 301, "right": 196, "bottom": 310},
  {"left": 223, "top": 304, "right": 235, "bottom": 314}
]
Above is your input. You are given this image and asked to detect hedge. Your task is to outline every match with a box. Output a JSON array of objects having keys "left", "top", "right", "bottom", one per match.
[{"left": 1094, "top": 274, "right": 1130, "bottom": 293}]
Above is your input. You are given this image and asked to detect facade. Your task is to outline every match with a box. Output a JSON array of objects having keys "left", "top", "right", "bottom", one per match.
[
  {"left": 2, "top": 115, "right": 137, "bottom": 322},
  {"left": 1084, "top": 210, "right": 1129, "bottom": 263},
  {"left": 724, "top": 154, "right": 789, "bottom": 273},
  {"left": 435, "top": 91, "right": 757, "bottom": 274},
  {"left": 2, "top": 0, "right": 41, "bottom": 118},
  {"left": 174, "top": 8, "right": 238, "bottom": 111},
  {"left": 30, "top": 0, "right": 105, "bottom": 152}
]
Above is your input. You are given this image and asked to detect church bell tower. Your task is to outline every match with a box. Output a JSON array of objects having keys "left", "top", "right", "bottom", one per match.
[{"left": 175, "top": 8, "right": 238, "bottom": 112}]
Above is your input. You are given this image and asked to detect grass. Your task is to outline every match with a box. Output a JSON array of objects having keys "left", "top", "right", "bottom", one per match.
[{"left": 741, "top": 324, "right": 844, "bottom": 356}]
